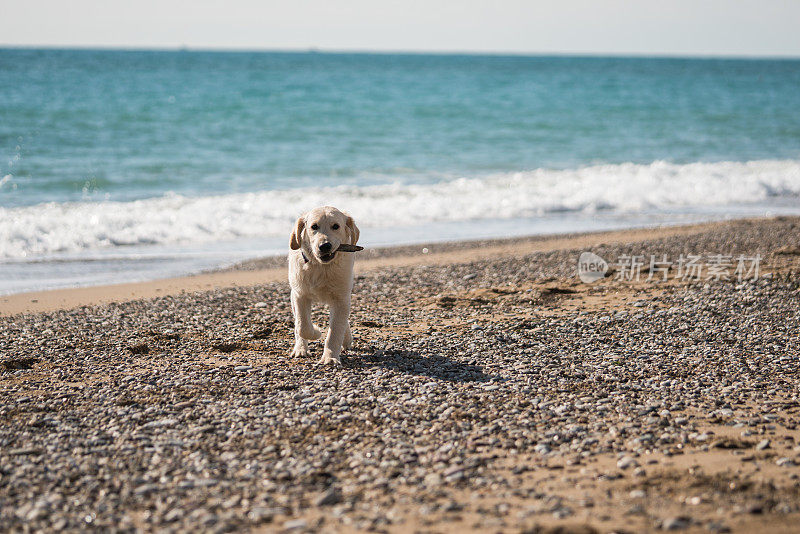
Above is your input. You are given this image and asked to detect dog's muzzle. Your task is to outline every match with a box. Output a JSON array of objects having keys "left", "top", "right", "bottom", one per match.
[
  {"left": 319, "top": 251, "right": 337, "bottom": 263},
  {"left": 318, "top": 242, "right": 336, "bottom": 263}
]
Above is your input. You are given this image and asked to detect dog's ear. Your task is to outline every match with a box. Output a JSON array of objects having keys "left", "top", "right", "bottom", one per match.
[
  {"left": 345, "top": 216, "right": 360, "bottom": 245},
  {"left": 289, "top": 216, "right": 305, "bottom": 250}
]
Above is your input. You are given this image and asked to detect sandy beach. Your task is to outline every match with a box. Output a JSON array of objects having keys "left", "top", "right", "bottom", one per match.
[{"left": 2, "top": 216, "right": 800, "bottom": 533}]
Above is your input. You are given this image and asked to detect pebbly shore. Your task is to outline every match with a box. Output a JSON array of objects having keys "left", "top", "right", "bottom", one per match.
[{"left": 2, "top": 217, "right": 800, "bottom": 533}]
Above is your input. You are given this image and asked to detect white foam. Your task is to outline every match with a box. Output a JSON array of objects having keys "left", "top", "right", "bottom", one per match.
[{"left": 2, "top": 159, "right": 799, "bottom": 260}]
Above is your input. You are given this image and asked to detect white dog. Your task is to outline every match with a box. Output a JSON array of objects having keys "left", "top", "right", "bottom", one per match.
[{"left": 288, "top": 206, "right": 360, "bottom": 366}]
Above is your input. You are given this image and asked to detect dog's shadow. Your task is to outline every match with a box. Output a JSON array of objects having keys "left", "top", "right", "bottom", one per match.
[{"left": 347, "top": 348, "right": 496, "bottom": 383}]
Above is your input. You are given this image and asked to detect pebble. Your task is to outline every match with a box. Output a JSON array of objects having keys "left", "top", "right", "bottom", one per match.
[
  {"left": 424, "top": 473, "right": 443, "bottom": 486},
  {"left": 662, "top": 516, "right": 690, "bottom": 530},
  {"left": 315, "top": 487, "right": 340, "bottom": 506},
  {"left": 8, "top": 447, "right": 43, "bottom": 456},
  {"left": 247, "top": 507, "right": 274, "bottom": 523},
  {"left": 283, "top": 519, "right": 307, "bottom": 531},
  {"left": 143, "top": 418, "right": 177, "bottom": 429},
  {"left": 134, "top": 484, "right": 160, "bottom": 496},
  {"left": 617, "top": 456, "right": 639, "bottom": 470}
]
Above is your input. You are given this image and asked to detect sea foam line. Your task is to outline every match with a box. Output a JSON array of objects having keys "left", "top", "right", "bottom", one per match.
[{"left": 1, "top": 159, "right": 799, "bottom": 260}]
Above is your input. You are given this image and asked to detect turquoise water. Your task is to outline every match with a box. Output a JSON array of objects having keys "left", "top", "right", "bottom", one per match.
[
  {"left": 1, "top": 49, "right": 799, "bottom": 293},
  {"left": 3, "top": 49, "right": 800, "bottom": 206}
]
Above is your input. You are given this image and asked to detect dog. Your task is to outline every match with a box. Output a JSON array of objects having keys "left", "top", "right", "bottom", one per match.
[{"left": 288, "top": 206, "right": 360, "bottom": 366}]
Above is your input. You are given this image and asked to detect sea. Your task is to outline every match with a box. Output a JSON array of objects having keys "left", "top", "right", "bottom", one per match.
[{"left": 1, "top": 49, "right": 799, "bottom": 295}]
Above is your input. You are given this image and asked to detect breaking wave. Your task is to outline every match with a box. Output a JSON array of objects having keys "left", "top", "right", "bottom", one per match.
[{"left": 2, "top": 159, "right": 799, "bottom": 260}]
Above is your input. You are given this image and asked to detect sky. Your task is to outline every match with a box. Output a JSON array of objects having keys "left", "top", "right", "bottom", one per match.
[{"left": 2, "top": 0, "right": 800, "bottom": 57}]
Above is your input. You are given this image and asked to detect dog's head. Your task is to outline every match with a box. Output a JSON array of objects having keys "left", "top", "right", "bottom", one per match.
[{"left": 289, "top": 206, "right": 360, "bottom": 264}]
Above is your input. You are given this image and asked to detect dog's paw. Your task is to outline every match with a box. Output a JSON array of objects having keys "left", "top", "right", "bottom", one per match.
[
  {"left": 318, "top": 354, "right": 342, "bottom": 367},
  {"left": 300, "top": 324, "right": 322, "bottom": 341},
  {"left": 291, "top": 344, "right": 310, "bottom": 358}
]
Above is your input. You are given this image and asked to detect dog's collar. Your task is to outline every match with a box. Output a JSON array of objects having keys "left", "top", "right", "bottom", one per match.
[{"left": 301, "top": 251, "right": 309, "bottom": 264}]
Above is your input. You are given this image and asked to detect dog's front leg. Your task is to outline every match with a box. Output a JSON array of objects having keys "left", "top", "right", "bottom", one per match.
[
  {"left": 291, "top": 291, "right": 320, "bottom": 357},
  {"left": 343, "top": 321, "right": 352, "bottom": 350},
  {"left": 320, "top": 298, "right": 350, "bottom": 366}
]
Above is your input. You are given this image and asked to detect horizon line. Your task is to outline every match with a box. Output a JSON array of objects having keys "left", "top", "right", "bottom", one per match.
[{"left": 2, "top": 44, "right": 800, "bottom": 61}]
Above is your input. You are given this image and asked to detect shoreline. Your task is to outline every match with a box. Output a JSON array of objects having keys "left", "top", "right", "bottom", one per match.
[{"left": 0, "top": 218, "right": 745, "bottom": 316}]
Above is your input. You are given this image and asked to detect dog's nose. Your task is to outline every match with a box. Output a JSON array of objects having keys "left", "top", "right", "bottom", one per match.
[{"left": 319, "top": 242, "right": 332, "bottom": 253}]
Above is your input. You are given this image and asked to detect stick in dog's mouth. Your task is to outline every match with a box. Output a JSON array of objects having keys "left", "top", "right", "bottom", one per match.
[{"left": 337, "top": 244, "right": 364, "bottom": 252}]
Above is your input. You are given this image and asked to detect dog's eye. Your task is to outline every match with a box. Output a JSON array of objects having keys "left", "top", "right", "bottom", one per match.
[
  {"left": 331, "top": 224, "right": 340, "bottom": 230},
  {"left": 310, "top": 224, "right": 319, "bottom": 231}
]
